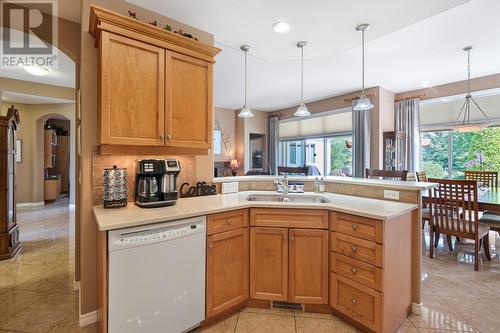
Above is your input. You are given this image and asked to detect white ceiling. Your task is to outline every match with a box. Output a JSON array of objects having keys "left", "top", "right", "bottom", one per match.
[
  {"left": 1, "top": 91, "right": 75, "bottom": 104},
  {"left": 130, "top": 0, "right": 500, "bottom": 111},
  {"left": 0, "top": 29, "right": 76, "bottom": 88}
]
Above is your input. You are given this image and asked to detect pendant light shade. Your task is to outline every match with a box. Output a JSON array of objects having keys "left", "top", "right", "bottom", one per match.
[
  {"left": 238, "top": 45, "right": 254, "bottom": 118},
  {"left": 449, "top": 46, "right": 491, "bottom": 132},
  {"left": 354, "top": 24, "right": 374, "bottom": 111},
  {"left": 294, "top": 41, "right": 311, "bottom": 117}
]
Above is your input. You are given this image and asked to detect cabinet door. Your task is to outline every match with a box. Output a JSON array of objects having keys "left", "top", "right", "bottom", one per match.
[
  {"left": 250, "top": 227, "right": 288, "bottom": 301},
  {"left": 206, "top": 228, "right": 249, "bottom": 318},
  {"left": 165, "top": 51, "right": 213, "bottom": 148},
  {"left": 99, "top": 31, "right": 165, "bottom": 146},
  {"left": 289, "top": 229, "right": 329, "bottom": 304}
]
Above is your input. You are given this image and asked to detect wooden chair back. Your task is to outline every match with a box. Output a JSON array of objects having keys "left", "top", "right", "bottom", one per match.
[
  {"left": 427, "top": 178, "right": 479, "bottom": 237},
  {"left": 406, "top": 172, "right": 416, "bottom": 181},
  {"left": 364, "top": 168, "right": 408, "bottom": 181},
  {"left": 464, "top": 171, "right": 498, "bottom": 188},
  {"left": 416, "top": 171, "right": 428, "bottom": 182},
  {"left": 278, "top": 166, "right": 308, "bottom": 176}
]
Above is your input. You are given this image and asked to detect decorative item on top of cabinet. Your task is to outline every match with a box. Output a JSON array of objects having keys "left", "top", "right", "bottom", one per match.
[
  {"left": 0, "top": 105, "right": 21, "bottom": 260},
  {"left": 205, "top": 209, "right": 249, "bottom": 321},
  {"left": 89, "top": 5, "right": 221, "bottom": 155}
]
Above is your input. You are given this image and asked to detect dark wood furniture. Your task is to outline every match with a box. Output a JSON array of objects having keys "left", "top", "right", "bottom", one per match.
[
  {"left": 464, "top": 171, "right": 498, "bottom": 188},
  {"left": 364, "top": 168, "right": 408, "bottom": 181},
  {"left": 428, "top": 178, "right": 490, "bottom": 271},
  {"left": 278, "top": 166, "right": 308, "bottom": 175},
  {"left": 0, "top": 105, "right": 21, "bottom": 260},
  {"left": 383, "top": 131, "right": 406, "bottom": 171}
]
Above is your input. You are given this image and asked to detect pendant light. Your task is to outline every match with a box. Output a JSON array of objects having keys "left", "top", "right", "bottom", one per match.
[
  {"left": 238, "top": 45, "right": 254, "bottom": 118},
  {"left": 294, "top": 41, "right": 311, "bottom": 117},
  {"left": 449, "top": 46, "right": 492, "bottom": 132},
  {"left": 353, "top": 24, "right": 374, "bottom": 111}
]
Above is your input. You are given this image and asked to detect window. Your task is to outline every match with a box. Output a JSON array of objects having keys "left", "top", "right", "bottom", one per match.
[
  {"left": 421, "top": 127, "right": 500, "bottom": 179},
  {"left": 280, "top": 135, "right": 352, "bottom": 176}
]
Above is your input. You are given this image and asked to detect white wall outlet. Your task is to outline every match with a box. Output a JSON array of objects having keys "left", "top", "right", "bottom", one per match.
[
  {"left": 384, "top": 190, "right": 400, "bottom": 201},
  {"left": 221, "top": 182, "right": 239, "bottom": 194}
]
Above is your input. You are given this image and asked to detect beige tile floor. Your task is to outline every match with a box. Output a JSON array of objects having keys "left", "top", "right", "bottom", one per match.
[{"left": 1, "top": 200, "right": 499, "bottom": 333}]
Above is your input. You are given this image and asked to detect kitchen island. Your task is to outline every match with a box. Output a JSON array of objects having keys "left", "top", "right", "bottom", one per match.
[{"left": 94, "top": 179, "right": 436, "bottom": 333}]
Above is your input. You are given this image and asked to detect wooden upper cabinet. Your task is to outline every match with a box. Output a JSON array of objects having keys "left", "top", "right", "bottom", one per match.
[
  {"left": 250, "top": 227, "right": 288, "bottom": 301},
  {"left": 99, "top": 32, "right": 165, "bottom": 146},
  {"left": 165, "top": 51, "right": 213, "bottom": 148},
  {"left": 289, "top": 229, "right": 329, "bottom": 304},
  {"left": 206, "top": 228, "right": 249, "bottom": 318}
]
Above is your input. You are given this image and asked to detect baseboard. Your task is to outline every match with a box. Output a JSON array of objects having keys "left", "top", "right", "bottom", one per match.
[
  {"left": 73, "top": 280, "right": 80, "bottom": 292},
  {"left": 79, "top": 310, "right": 98, "bottom": 327},
  {"left": 17, "top": 202, "right": 45, "bottom": 208}
]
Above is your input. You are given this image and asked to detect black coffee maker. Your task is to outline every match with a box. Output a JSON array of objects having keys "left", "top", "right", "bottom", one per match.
[{"left": 135, "top": 159, "right": 179, "bottom": 208}]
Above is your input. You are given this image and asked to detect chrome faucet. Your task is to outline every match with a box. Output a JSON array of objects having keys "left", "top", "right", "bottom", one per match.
[{"left": 273, "top": 175, "right": 289, "bottom": 194}]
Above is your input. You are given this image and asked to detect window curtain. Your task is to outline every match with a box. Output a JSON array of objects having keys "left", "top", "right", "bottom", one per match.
[
  {"left": 395, "top": 98, "right": 421, "bottom": 172},
  {"left": 268, "top": 116, "right": 279, "bottom": 175},
  {"left": 351, "top": 101, "right": 371, "bottom": 178}
]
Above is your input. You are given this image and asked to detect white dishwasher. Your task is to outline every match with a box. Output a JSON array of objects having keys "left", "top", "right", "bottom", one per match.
[{"left": 108, "top": 216, "right": 206, "bottom": 333}]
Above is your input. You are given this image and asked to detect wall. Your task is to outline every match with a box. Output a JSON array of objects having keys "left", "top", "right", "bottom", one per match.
[
  {"left": 79, "top": 0, "right": 215, "bottom": 316},
  {"left": 214, "top": 107, "right": 236, "bottom": 162},
  {"left": 395, "top": 73, "right": 500, "bottom": 102},
  {"left": 377, "top": 87, "right": 395, "bottom": 169},
  {"left": 1, "top": 102, "right": 76, "bottom": 206},
  {"left": 0, "top": 78, "right": 75, "bottom": 100}
]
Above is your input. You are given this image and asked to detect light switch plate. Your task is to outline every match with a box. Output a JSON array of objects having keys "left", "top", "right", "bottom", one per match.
[
  {"left": 384, "top": 190, "right": 400, "bottom": 201},
  {"left": 221, "top": 182, "right": 239, "bottom": 194}
]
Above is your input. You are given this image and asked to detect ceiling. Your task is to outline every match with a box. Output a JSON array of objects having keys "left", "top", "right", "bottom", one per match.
[
  {"left": 129, "top": 0, "right": 500, "bottom": 111},
  {"left": 0, "top": 29, "right": 76, "bottom": 88},
  {"left": 1, "top": 92, "right": 75, "bottom": 104}
]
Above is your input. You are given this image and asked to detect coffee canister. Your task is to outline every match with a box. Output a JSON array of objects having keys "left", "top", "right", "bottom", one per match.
[{"left": 103, "top": 165, "right": 128, "bottom": 208}]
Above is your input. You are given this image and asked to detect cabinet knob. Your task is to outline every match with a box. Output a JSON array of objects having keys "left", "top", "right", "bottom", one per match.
[
  {"left": 352, "top": 224, "right": 357, "bottom": 230},
  {"left": 290, "top": 236, "right": 295, "bottom": 241},
  {"left": 159, "top": 134, "right": 164, "bottom": 140},
  {"left": 351, "top": 267, "right": 357, "bottom": 274},
  {"left": 167, "top": 134, "right": 172, "bottom": 140},
  {"left": 208, "top": 244, "right": 213, "bottom": 248},
  {"left": 283, "top": 235, "right": 288, "bottom": 241},
  {"left": 351, "top": 298, "right": 357, "bottom": 304},
  {"left": 351, "top": 246, "right": 357, "bottom": 253},
  {"left": 225, "top": 219, "right": 231, "bottom": 225}
]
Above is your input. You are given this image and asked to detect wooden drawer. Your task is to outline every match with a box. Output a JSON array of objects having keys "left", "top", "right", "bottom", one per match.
[
  {"left": 330, "top": 273, "right": 382, "bottom": 333},
  {"left": 250, "top": 208, "right": 328, "bottom": 229},
  {"left": 207, "top": 209, "right": 248, "bottom": 235},
  {"left": 331, "top": 232, "right": 383, "bottom": 267},
  {"left": 331, "top": 212, "right": 383, "bottom": 243},
  {"left": 331, "top": 252, "right": 383, "bottom": 292}
]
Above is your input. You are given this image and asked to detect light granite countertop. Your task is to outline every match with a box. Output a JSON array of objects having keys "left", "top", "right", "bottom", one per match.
[
  {"left": 93, "top": 191, "right": 418, "bottom": 231},
  {"left": 213, "top": 175, "right": 437, "bottom": 191}
]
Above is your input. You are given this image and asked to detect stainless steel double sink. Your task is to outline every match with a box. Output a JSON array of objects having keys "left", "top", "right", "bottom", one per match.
[{"left": 245, "top": 193, "right": 330, "bottom": 204}]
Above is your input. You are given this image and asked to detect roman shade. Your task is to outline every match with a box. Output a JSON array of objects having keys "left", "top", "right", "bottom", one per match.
[{"left": 279, "top": 109, "right": 352, "bottom": 139}]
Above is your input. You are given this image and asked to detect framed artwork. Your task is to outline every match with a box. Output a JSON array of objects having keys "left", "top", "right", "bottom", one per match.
[
  {"left": 213, "top": 129, "right": 222, "bottom": 155},
  {"left": 15, "top": 139, "right": 22, "bottom": 163}
]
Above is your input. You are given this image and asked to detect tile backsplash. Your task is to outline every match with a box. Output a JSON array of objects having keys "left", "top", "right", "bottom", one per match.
[{"left": 92, "top": 152, "right": 197, "bottom": 205}]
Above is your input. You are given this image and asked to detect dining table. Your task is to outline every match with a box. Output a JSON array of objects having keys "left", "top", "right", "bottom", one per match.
[{"left": 422, "top": 186, "right": 500, "bottom": 213}]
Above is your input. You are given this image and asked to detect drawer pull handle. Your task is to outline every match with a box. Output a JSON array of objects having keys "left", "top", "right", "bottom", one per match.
[
  {"left": 351, "top": 246, "right": 357, "bottom": 253},
  {"left": 351, "top": 298, "right": 357, "bottom": 304},
  {"left": 352, "top": 224, "right": 357, "bottom": 230},
  {"left": 351, "top": 267, "right": 357, "bottom": 274},
  {"left": 225, "top": 219, "right": 232, "bottom": 225}
]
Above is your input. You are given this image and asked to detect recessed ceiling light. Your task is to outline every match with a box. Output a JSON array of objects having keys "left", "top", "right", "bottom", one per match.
[
  {"left": 272, "top": 21, "right": 290, "bottom": 34},
  {"left": 22, "top": 65, "right": 51, "bottom": 76}
]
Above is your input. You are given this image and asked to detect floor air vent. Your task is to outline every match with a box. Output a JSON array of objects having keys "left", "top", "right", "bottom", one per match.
[{"left": 271, "top": 301, "right": 304, "bottom": 311}]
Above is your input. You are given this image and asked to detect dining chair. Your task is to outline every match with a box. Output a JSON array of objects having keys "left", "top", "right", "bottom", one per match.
[
  {"left": 406, "top": 172, "right": 416, "bottom": 181},
  {"left": 416, "top": 171, "right": 428, "bottom": 182},
  {"left": 428, "top": 178, "right": 491, "bottom": 271},
  {"left": 464, "top": 170, "right": 498, "bottom": 188},
  {"left": 364, "top": 168, "right": 408, "bottom": 181},
  {"left": 278, "top": 166, "right": 308, "bottom": 176}
]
